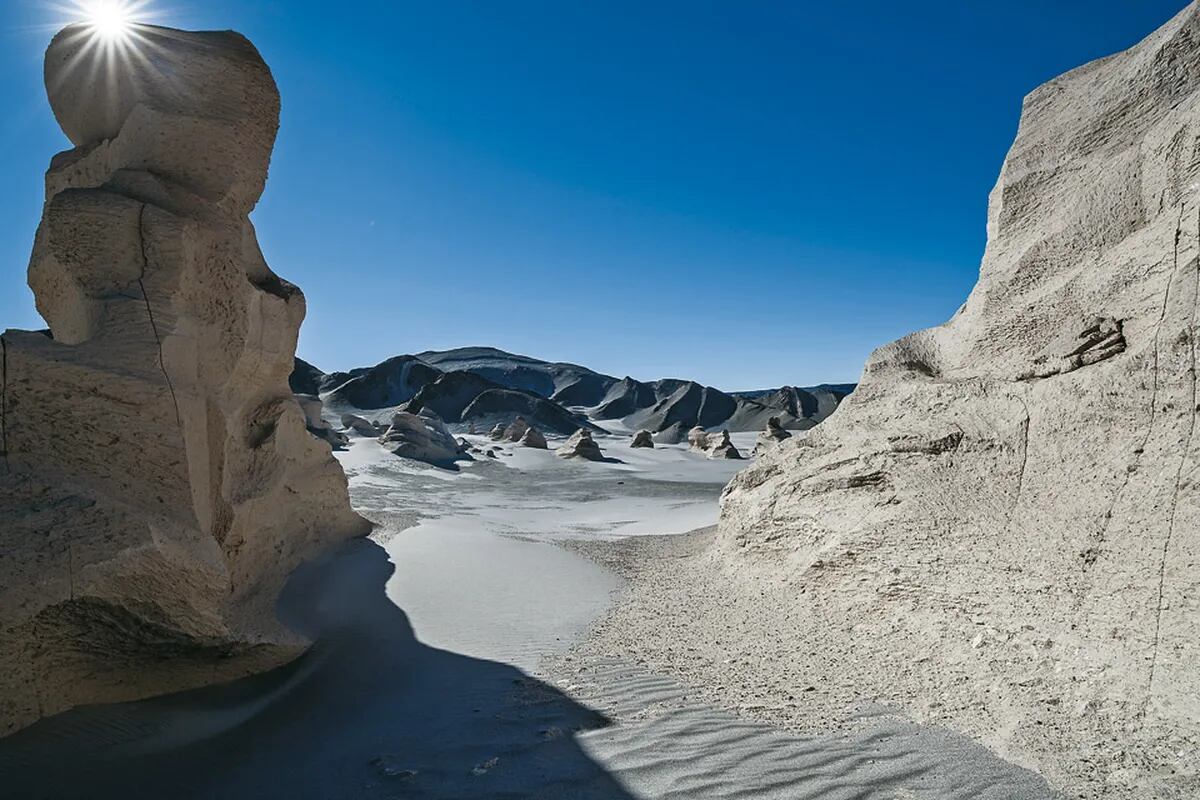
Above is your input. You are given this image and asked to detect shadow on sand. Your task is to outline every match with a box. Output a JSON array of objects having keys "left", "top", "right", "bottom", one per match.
[{"left": 0, "top": 540, "right": 637, "bottom": 800}]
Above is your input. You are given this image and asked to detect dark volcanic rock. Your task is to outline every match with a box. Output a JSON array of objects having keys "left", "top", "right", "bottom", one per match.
[
  {"left": 460, "top": 389, "right": 598, "bottom": 436},
  {"left": 403, "top": 371, "right": 501, "bottom": 423},
  {"left": 324, "top": 356, "right": 441, "bottom": 410}
]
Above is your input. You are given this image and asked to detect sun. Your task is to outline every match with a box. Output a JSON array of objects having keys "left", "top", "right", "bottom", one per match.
[{"left": 81, "top": 1, "right": 136, "bottom": 41}]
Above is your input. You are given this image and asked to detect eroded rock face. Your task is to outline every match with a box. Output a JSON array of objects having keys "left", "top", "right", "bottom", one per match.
[
  {"left": 753, "top": 416, "right": 792, "bottom": 455},
  {"left": 519, "top": 426, "right": 548, "bottom": 449},
  {"left": 0, "top": 24, "right": 369, "bottom": 737},
  {"left": 557, "top": 429, "right": 605, "bottom": 461},
  {"left": 297, "top": 394, "right": 348, "bottom": 450},
  {"left": 707, "top": 430, "right": 742, "bottom": 460},
  {"left": 719, "top": 6, "right": 1200, "bottom": 795},
  {"left": 380, "top": 411, "right": 468, "bottom": 469}
]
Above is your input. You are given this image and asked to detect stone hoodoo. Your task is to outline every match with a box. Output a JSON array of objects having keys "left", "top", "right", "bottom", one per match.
[
  {"left": 718, "top": 6, "right": 1200, "bottom": 795},
  {"left": 753, "top": 416, "right": 792, "bottom": 455},
  {"left": 0, "top": 24, "right": 369, "bottom": 736},
  {"left": 557, "top": 429, "right": 605, "bottom": 461},
  {"left": 630, "top": 430, "right": 655, "bottom": 448}
]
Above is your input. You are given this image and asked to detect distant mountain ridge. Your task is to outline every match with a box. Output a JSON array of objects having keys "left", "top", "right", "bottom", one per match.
[{"left": 292, "top": 346, "right": 853, "bottom": 436}]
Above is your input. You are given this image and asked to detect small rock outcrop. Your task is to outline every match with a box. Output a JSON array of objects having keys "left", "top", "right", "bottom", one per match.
[
  {"left": 380, "top": 411, "right": 468, "bottom": 469},
  {"left": 557, "top": 429, "right": 605, "bottom": 461},
  {"left": 297, "top": 394, "right": 348, "bottom": 449},
  {"left": 504, "top": 416, "right": 530, "bottom": 442},
  {"left": 488, "top": 423, "right": 506, "bottom": 441},
  {"left": 630, "top": 430, "right": 655, "bottom": 448},
  {"left": 0, "top": 23, "right": 369, "bottom": 736},
  {"left": 754, "top": 416, "right": 792, "bottom": 455},
  {"left": 687, "top": 426, "right": 710, "bottom": 452},
  {"left": 520, "top": 426, "right": 548, "bottom": 449},
  {"left": 340, "top": 413, "right": 382, "bottom": 438},
  {"left": 707, "top": 430, "right": 742, "bottom": 460}
]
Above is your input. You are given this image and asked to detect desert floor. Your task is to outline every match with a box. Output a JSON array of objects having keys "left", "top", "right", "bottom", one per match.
[{"left": 0, "top": 432, "right": 1056, "bottom": 799}]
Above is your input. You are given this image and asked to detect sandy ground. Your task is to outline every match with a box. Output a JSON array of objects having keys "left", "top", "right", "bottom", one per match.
[{"left": 0, "top": 431, "right": 1058, "bottom": 798}]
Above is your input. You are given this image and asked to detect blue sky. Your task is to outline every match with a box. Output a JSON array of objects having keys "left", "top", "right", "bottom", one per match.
[{"left": 0, "top": 1, "right": 1188, "bottom": 389}]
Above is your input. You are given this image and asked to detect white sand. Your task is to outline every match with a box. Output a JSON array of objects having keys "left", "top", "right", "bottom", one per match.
[{"left": 0, "top": 432, "right": 1055, "bottom": 798}]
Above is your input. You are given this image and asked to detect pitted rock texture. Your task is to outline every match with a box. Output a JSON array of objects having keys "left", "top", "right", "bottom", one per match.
[
  {"left": 712, "top": 6, "right": 1200, "bottom": 797},
  {"left": 0, "top": 23, "right": 368, "bottom": 737}
]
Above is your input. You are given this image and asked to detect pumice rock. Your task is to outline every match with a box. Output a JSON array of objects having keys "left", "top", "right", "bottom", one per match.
[
  {"left": 504, "top": 416, "right": 530, "bottom": 442},
  {"left": 0, "top": 23, "right": 369, "bottom": 736},
  {"left": 341, "top": 413, "right": 382, "bottom": 438},
  {"left": 753, "top": 416, "right": 792, "bottom": 455},
  {"left": 718, "top": 6, "right": 1200, "bottom": 795},
  {"left": 519, "top": 426, "right": 548, "bottom": 449},
  {"left": 630, "top": 430, "right": 655, "bottom": 448},
  {"left": 297, "top": 394, "right": 349, "bottom": 450},
  {"left": 707, "top": 430, "right": 742, "bottom": 460},
  {"left": 687, "top": 425, "right": 710, "bottom": 452},
  {"left": 557, "top": 429, "right": 605, "bottom": 461},
  {"left": 380, "top": 411, "right": 468, "bottom": 469}
]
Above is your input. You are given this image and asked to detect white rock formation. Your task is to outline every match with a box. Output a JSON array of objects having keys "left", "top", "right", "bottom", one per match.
[
  {"left": 297, "top": 394, "right": 348, "bottom": 449},
  {"left": 519, "top": 426, "right": 548, "bottom": 449},
  {"left": 707, "top": 430, "right": 742, "bottom": 460},
  {"left": 753, "top": 416, "right": 792, "bottom": 455},
  {"left": 687, "top": 426, "right": 710, "bottom": 452},
  {"left": 0, "top": 23, "right": 368, "bottom": 736},
  {"left": 340, "top": 413, "right": 382, "bottom": 438},
  {"left": 504, "top": 416, "right": 530, "bottom": 442},
  {"left": 718, "top": 6, "right": 1200, "bottom": 796},
  {"left": 557, "top": 429, "right": 605, "bottom": 461},
  {"left": 380, "top": 411, "right": 468, "bottom": 469}
]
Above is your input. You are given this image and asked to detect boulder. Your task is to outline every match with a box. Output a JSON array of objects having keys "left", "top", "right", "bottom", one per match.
[
  {"left": 630, "top": 430, "right": 655, "bottom": 448},
  {"left": 687, "top": 426, "right": 710, "bottom": 452},
  {"left": 488, "top": 423, "right": 506, "bottom": 441},
  {"left": 297, "top": 394, "right": 348, "bottom": 450},
  {"left": 707, "top": 430, "right": 742, "bottom": 460},
  {"left": 519, "top": 427, "right": 548, "bottom": 449},
  {"left": 380, "top": 411, "right": 468, "bottom": 470},
  {"left": 504, "top": 416, "right": 530, "bottom": 442},
  {"left": 0, "top": 23, "right": 369, "bottom": 736},
  {"left": 557, "top": 429, "right": 605, "bottom": 461},
  {"left": 717, "top": 7, "right": 1200, "bottom": 795},
  {"left": 753, "top": 416, "right": 792, "bottom": 455},
  {"left": 340, "top": 413, "right": 381, "bottom": 438}
]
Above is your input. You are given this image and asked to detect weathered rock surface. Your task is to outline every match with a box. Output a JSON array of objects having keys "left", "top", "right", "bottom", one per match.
[
  {"left": 0, "top": 24, "right": 368, "bottom": 736},
  {"left": 297, "top": 394, "right": 348, "bottom": 450},
  {"left": 707, "top": 430, "right": 742, "bottom": 460},
  {"left": 557, "top": 429, "right": 605, "bottom": 461},
  {"left": 519, "top": 426, "right": 548, "bottom": 449},
  {"left": 504, "top": 416, "right": 530, "bottom": 442},
  {"left": 753, "top": 416, "right": 793, "bottom": 455},
  {"left": 716, "top": 7, "right": 1200, "bottom": 796},
  {"left": 380, "top": 411, "right": 468, "bottom": 469},
  {"left": 630, "top": 430, "right": 655, "bottom": 448},
  {"left": 687, "top": 426, "right": 710, "bottom": 452},
  {"left": 340, "top": 413, "right": 381, "bottom": 438}
]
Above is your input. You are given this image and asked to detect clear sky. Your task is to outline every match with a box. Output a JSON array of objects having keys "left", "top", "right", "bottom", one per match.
[{"left": 0, "top": 1, "right": 1188, "bottom": 389}]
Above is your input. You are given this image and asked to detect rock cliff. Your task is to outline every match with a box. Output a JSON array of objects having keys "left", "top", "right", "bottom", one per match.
[{"left": 718, "top": 5, "right": 1200, "bottom": 795}]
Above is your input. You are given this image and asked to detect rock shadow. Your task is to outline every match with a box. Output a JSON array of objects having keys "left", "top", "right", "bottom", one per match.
[{"left": 0, "top": 539, "right": 636, "bottom": 800}]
